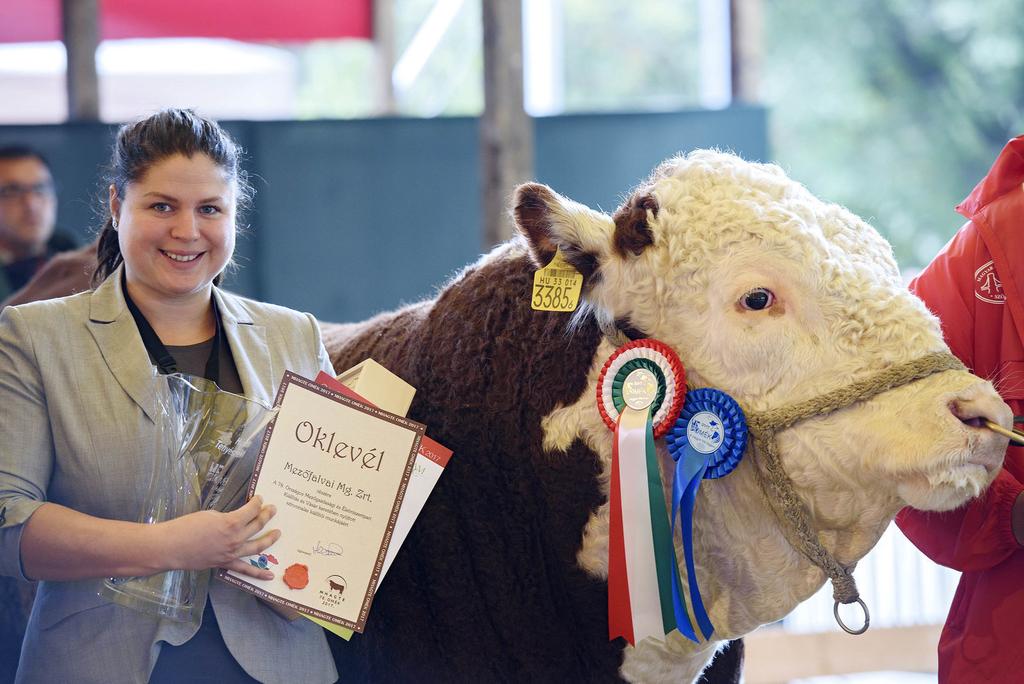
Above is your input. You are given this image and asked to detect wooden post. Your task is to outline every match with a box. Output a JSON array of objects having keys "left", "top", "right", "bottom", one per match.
[
  {"left": 480, "top": 0, "right": 533, "bottom": 248},
  {"left": 62, "top": 0, "right": 101, "bottom": 121},
  {"left": 730, "top": 0, "right": 762, "bottom": 103},
  {"left": 373, "top": 0, "right": 397, "bottom": 115}
]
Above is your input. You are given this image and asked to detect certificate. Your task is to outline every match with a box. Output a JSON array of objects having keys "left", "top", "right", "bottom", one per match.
[
  {"left": 312, "top": 371, "right": 452, "bottom": 582},
  {"left": 219, "top": 371, "right": 423, "bottom": 632}
]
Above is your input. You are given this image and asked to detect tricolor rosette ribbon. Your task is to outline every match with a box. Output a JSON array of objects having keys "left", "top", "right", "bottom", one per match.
[
  {"left": 596, "top": 339, "right": 686, "bottom": 646},
  {"left": 665, "top": 388, "right": 747, "bottom": 642}
]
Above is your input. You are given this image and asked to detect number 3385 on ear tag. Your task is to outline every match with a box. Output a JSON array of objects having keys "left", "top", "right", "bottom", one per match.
[{"left": 532, "top": 249, "right": 583, "bottom": 312}]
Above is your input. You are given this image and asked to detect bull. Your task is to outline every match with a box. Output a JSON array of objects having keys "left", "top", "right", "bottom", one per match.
[{"left": 320, "top": 150, "right": 1010, "bottom": 682}]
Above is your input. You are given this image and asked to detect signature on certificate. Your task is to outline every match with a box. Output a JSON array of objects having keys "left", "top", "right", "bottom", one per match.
[{"left": 312, "top": 541, "right": 344, "bottom": 557}]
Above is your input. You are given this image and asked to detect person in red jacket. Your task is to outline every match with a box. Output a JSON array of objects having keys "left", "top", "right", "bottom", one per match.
[{"left": 897, "top": 136, "right": 1024, "bottom": 683}]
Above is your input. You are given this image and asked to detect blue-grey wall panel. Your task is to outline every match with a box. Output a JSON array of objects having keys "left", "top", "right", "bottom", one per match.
[
  {"left": 0, "top": 108, "right": 766, "bottom": 324},
  {"left": 248, "top": 117, "right": 483, "bottom": 322},
  {"left": 535, "top": 107, "right": 768, "bottom": 212}
]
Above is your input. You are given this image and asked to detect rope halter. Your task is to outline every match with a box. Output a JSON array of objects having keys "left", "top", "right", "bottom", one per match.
[{"left": 743, "top": 351, "right": 966, "bottom": 634}]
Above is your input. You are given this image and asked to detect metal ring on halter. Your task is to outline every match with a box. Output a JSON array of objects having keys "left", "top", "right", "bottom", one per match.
[{"left": 833, "top": 598, "right": 870, "bottom": 635}]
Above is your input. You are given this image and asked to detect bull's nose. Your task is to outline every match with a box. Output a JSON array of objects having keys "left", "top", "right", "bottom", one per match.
[
  {"left": 949, "top": 391, "right": 1013, "bottom": 432},
  {"left": 948, "top": 389, "right": 1013, "bottom": 472}
]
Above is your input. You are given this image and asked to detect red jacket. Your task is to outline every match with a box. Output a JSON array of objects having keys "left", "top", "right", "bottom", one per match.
[{"left": 896, "top": 137, "right": 1024, "bottom": 683}]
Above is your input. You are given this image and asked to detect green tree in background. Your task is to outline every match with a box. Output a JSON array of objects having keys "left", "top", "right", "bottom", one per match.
[
  {"left": 562, "top": 0, "right": 700, "bottom": 112},
  {"left": 763, "top": 0, "right": 1024, "bottom": 268},
  {"left": 296, "top": 0, "right": 482, "bottom": 117},
  {"left": 294, "top": 0, "right": 1023, "bottom": 269}
]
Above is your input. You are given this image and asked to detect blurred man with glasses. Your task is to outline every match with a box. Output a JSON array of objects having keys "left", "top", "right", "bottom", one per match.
[
  {"left": 0, "top": 146, "right": 82, "bottom": 681},
  {"left": 0, "top": 146, "right": 79, "bottom": 302}
]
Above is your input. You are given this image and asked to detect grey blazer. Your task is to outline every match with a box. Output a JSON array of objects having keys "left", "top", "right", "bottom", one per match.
[{"left": 0, "top": 270, "right": 338, "bottom": 684}]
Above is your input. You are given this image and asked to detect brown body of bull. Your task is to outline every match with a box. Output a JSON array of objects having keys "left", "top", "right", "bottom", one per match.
[{"left": 321, "top": 245, "right": 741, "bottom": 683}]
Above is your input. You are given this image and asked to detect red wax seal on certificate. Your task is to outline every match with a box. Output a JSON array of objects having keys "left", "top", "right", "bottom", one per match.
[{"left": 283, "top": 563, "right": 309, "bottom": 590}]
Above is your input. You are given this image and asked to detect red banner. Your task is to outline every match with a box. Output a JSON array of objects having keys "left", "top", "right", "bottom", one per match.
[{"left": 0, "top": 0, "right": 373, "bottom": 44}]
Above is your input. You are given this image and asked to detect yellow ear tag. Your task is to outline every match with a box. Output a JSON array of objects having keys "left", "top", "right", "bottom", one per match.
[{"left": 531, "top": 249, "right": 584, "bottom": 312}]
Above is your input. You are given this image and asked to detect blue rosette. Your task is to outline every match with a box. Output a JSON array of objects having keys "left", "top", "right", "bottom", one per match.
[
  {"left": 664, "top": 388, "right": 747, "bottom": 641},
  {"left": 667, "top": 388, "right": 747, "bottom": 479}
]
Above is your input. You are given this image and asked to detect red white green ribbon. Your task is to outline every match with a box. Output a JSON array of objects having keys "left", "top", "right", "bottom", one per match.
[{"left": 597, "top": 339, "right": 687, "bottom": 645}]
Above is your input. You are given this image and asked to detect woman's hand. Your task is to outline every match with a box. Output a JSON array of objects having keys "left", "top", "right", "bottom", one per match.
[{"left": 158, "top": 496, "right": 281, "bottom": 580}]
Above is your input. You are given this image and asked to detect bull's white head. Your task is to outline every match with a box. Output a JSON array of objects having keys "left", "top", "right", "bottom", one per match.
[{"left": 515, "top": 150, "right": 1009, "bottom": 521}]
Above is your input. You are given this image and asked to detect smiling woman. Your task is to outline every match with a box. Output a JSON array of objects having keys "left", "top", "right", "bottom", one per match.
[
  {"left": 0, "top": 109, "right": 338, "bottom": 684},
  {"left": 108, "top": 153, "right": 237, "bottom": 343},
  {"left": 92, "top": 110, "right": 252, "bottom": 344}
]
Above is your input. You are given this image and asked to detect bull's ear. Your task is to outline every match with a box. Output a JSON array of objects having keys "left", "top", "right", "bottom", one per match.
[
  {"left": 512, "top": 182, "right": 612, "bottom": 280},
  {"left": 611, "top": 192, "right": 657, "bottom": 257}
]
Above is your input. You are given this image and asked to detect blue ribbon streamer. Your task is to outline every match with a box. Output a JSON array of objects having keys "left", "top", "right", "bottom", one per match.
[
  {"left": 665, "top": 388, "right": 747, "bottom": 642},
  {"left": 640, "top": 410, "right": 683, "bottom": 637},
  {"left": 650, "top": 417, "right": 697, "bottom": 642}
]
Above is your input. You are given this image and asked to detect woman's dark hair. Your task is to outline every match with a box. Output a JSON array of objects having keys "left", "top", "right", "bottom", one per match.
[{"left": 92, "top": 108, "right": 254, "bottom": 287}]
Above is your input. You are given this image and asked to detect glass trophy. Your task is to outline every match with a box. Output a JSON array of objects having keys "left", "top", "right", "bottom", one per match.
[{"left": 100, "top": 373, "right": 277, "bottom": 621}]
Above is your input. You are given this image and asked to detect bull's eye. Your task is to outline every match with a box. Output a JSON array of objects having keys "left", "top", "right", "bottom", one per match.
[{"left": 740, "top": 288, "right": 775, "bottom": 311}]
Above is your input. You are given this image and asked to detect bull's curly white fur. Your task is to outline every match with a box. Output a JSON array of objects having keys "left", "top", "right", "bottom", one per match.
[{"left": 529, "top": 150, "right": 1010, "bottom": 682}]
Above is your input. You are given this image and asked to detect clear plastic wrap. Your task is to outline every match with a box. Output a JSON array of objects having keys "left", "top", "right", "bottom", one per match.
[{"left": 100, "top": 372, "right": 277, "bottom": 621}]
